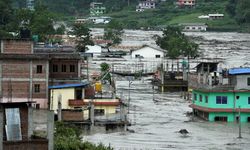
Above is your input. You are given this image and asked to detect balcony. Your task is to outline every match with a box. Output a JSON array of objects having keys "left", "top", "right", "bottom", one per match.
[{"left": 68, "top": 99, "right": 84, "bottom": 106}]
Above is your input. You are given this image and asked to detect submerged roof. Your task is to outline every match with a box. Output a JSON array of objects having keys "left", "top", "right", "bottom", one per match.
[
  {"left": 229, "top": 68, "right": 250, "bottom": 75},
  {"left": 49, "top": 82, "right": 89, "bottom": 89}
]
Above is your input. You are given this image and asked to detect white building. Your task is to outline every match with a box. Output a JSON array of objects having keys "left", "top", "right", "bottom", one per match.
[
  {"left": 85, "top": 45, "right": 102, "bottom": 57},
  {"left": 208, "top": 14, "right": 224, "bottom": 19},
  {"left": 131, "top": 45, "right": 165, "bottom": 58},
  {"left": 88, "top": 16, "right": 111, "bottom": 24},
  {"left": 26, "top": 0, "right": 35, "bottom": 11},
  {"left": 180, "top": 23, "right": 208, "bottom": 32},
  {"left": 136, "top": 0, "right": 156, "bottom": 12}
]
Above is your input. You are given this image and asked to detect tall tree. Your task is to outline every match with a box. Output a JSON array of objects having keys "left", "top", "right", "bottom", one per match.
[
  {"left": 104, "top": 20, "right": 124, "bottom": 51},
  {"left": 235, "top": 0, "right": 250, "bottom": 24},
  {"left": 71, "top": 23, "right": 93, "bottom": 52},
  {"left": 155, "top": 26, "right": 199, "bottom": 59},
  {"left": 0, "top": 0, "right": 14, "bottom": 38}
]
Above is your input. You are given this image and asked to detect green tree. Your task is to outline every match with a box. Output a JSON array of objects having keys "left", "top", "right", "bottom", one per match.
[
  {"left": 226, "top": 0, "right": 237, "bottom": 17},
  {"left": 104, "top": 20, "right": 124, "bottom": 51},
  {"left": 71, "top": 23, "right": 94, "bottom": 52},
  {"left": 100, "top": 62, "right": 111, "bottom": 82},
  {"left": 155, "top": 26, "right": 199, "bottom": 59},
  {"left": 55, "top": 122, "right": 113, "bottom": 150},
  {"left": 235, "top": 0, "right": 250, "bottom": 24},
  {"left": 0, "top": 0, "right": 14, "bottom": 38}
]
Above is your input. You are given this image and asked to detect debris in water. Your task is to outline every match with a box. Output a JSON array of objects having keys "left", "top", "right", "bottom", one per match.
[{"left": 179, "top": 129, "right": 189, "bottom": 135}]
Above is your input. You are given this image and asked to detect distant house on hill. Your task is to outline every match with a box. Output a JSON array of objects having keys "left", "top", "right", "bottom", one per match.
[
  {"left": 131, "top": 45, "right": 165, "bottom": 58},
  {"left": 136, "top": 0, "right": 156, "bottom": 12},
  {"left": 90, "top": 2, "right": 106, "bottom": 16},
  {"left": 198, "top": 14, "right": 224, "bottom": 20},
  {"left": 180, "top": 23, "right": 208, "bottom": 32},
  {"left": 176, "top": 0, "right": 195, "bottom": 7}
]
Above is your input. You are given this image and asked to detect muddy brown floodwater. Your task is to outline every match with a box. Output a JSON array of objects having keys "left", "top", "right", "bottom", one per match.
[{"left": 84, "top": 31, "right": 250, "bottom": 150}]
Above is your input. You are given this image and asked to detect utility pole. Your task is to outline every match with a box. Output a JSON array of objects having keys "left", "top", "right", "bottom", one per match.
[
  {"left": 238, "top": 106, "right": 242, "bottom": 138},
  {"left": 128, "top": 80, "right": 132, "bottom": 114},
  {"left": 86, "top": 56, "right": 89, "bottom": 81},
  {"left": 57, "top": 94, "right": 62, "bottom": 121}
]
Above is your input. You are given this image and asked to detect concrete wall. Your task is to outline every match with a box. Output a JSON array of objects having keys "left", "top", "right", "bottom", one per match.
[
  {"left": 235, "top": 75, "right": 250, "bottom": 90},
  {"left": 50, "top": 88, "right": 75, "bottom": 111},
  {"left": 209, "top": 112, "right": 250, "bottom": 122},
  {"left": 193, "top": 90, "right": 250, "bottom": 109},
  {"left": 131, "top": 47, "right": 164, "bottom": 58},
  {"left": 2, "top": 40, "right": 33, "bottom": 54}
]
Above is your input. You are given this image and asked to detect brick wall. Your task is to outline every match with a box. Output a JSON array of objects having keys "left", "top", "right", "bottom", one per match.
[
  {"left": 62, "top": 110, "right": 84, "bottom": 121},
  {"left": 2, "top": 40, "right": 33, "bottom": 54},
  {"left": 32, "top": 60, "right": 47, "bottom": 79},
  {"left": 2, "top": 81, "right": 30, "bottom": 98},
  {"left": 49, "top": 60, "right": 79, "bottom": 79},
  {"left": 2, "top": 61, "right": 30, "bottom": 78}
]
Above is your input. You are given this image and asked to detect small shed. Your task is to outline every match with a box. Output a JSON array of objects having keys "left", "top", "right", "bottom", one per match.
[
  {"left": 131, "top": 45, "right": 165, "bottom": 58},
  {"left": 228, "top": 68, "right": 250, "bottom": 90},
  {"left": 85, "top": 45, "right": 102, "bottom": 57}
]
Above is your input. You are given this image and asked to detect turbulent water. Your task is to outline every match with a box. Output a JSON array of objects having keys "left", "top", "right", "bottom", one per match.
[{"left": 84, "top": 30, "right": 250, "bottom": 149}]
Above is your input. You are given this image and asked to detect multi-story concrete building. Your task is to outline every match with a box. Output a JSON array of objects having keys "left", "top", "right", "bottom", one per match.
[
  {"left": 189, "top": 64, "right": 250, "bottom": 122},
  {"left": 0, "top": 39, "right": 84, "bottom": 109},
  {"left": 0, "top": 39, "right": 49, "bottom": 108}
]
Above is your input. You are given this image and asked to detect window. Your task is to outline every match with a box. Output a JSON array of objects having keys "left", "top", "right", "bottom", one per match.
[
  {"left": 34, "top": 84, "right": 40, "bottom": 93},
  {"left": 199, "top": 95, "right": 202, "bottom": 102},
  {"left": 36, "top": 65, "right": 42, "bottom": 73},
  {"left": 248, "top": 78, "right": 250, "bottom": 86},
  {"left": 155, "top": 55, "right": 161, "bottom": 58},
  {"left": 61, "top": 64, "right": 66, "bottom": 72},
  {"left": 53, "top": 65, "right": 58, "bottom": 72},
  {"left": 216, "top": 96, "right": 227, "bottom": 104},
  {"left": 205, "top": 96, "right": 208, "bottom": 103},
  {"left": 248, "top": 97, "right": 250, "bottom": 104},
  {"left": 70, "top": 65, "right": 75, "bottom": 72},
  {"left": 94, "top": 109, "right": 105, "bottom": 116},
  {"left": 194, "top": 93, "right": 197, "bottom": 101},
  {"left": 215, "top": 116, "right": 227, "bottom": 122}
]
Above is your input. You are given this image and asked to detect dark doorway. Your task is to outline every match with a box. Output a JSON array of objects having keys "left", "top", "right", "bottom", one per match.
[{"left": 214, "top": 116, "right": 227, "bottom": 122}]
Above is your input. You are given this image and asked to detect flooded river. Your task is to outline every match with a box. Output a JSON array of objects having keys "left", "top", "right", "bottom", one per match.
[
  {"left": 84, "top": 31, "right": 250, "bottom": 149},
  {"left": 85, "top": 80, "right": 250, "bottom": 150}
]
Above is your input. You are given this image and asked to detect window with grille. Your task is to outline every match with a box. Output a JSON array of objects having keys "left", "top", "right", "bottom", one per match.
[{"left": 34, "top": 84, "right": 40, "bottom": 93}]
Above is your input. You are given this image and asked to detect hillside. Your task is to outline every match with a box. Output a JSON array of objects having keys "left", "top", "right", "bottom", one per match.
[{"left": 11, "top": 0, "right": 250, "bottom": 32}]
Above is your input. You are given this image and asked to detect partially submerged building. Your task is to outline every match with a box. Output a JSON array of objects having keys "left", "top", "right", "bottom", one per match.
[
  {"left": 189, "top": 65, "right": 250, "bottom": 122},
  {"left": 131, "top": 45, "right": 165, "bottom": 59},
  {"left": 49, "top": 82, "right": 124, "bottom": 123}
]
